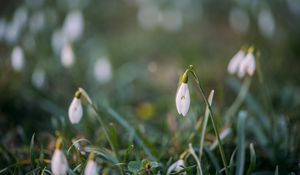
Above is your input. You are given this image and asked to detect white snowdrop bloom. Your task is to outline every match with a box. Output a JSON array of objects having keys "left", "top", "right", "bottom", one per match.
[
  {"left": 63, "top": 10, "right": 84, "bottom": 42},
  {"left": 175, "top": 72, "right": 190, "bottom": 117},
  {"left": 61, "top": 44, "right": 74, "bottom": 68},
  {"left": 137, "top": 4, "right": 161, "bottom": 30},
  {"left": 227, "top": 49, "right": 245, "bottom": 74},
  {"left": 11, "top": 46, "right": 25, "bottom": 72},
  {"left": 31, "top": 68, "right": 46, "bottom": 89},
  {"left": 238, "top": 52, "right": 256, "bottom": 78},
  {"left": 52, "top": 29, "right": 68, "bottom": 55},
  {"left": 51, "top": 149, "right": 68, "bottom": 175},
  {"left": 94, "top": 57, "right": 112, "bottom": 83},
  {"left": 84, "top": 160, "right": 98, "bottom": 175},
  {"left": 167, "top": 159, "right": 186, "bottom": 175},
  {"left": 160, "top": 9, "right": 182, "bottom": 32},
  {"left": 68, "top": 91, "right": 83, "bottom": 124}
]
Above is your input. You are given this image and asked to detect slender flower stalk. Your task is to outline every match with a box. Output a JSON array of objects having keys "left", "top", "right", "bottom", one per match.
[
  {"left": 68, "top": 90, "right": 83, "bottom": 124},
  {"left": 84, "top": 152, "right": 99, "bottom": 175},
  {"left": 175, "top": 71, "right": 190, "bottom": 117},
  {"left": 187, "top": 65, "right": 229, "bottom": 175},
  {"left": 74, "top": 88, "right": 123, "bottom": 174},
  {"left": 51, "top": 138, "right": 69, "bottom": 175}
]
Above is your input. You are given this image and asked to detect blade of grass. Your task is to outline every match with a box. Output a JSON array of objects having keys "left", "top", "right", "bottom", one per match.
[
  {"left": 224, "top": 77, "right": 251, "bottom": 124},
  {"left": 229, "top": 148, "right": 238, "bottom": 175},
  {"left": 199, "top": 90, "right": 214, "bottom": 159},
  {"left": 246, "top": 143, "right": 256, "bottom": 175},
  {"left": 274, "top": 165, "right": 279, "bottom": 175},
  {"left": 29, "top": 133, "right": 36, "bottom": 167},
  {"left": 109, "top": 123, "right": 120, "bottom": 158},
  {"left": 236, "top": 111, "right": 247, "bottom": 175},
  {"left": 106, "top": 107, "right": 158, "bottom": 160},
  {"left": 203, "top": 147, "right": 221, "bottom": 172},
  {"left": 189, "top": 143, "right": 202, "bottom": 175}
]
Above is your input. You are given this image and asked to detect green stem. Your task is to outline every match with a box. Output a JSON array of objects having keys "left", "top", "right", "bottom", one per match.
[
  {"left": 224, "top": 77, "right": 252, "bottom": 125},
  {"left": 189, "top": 68, "right": 229, "bottom": 175},
  {"left": 91, "top": 104, "right": 123, "bottom": 175}
]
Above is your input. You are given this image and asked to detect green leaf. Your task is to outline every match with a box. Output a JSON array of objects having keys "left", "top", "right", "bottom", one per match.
[
  {"left": 109, "top": 123, "right": 120, "bottom": 159},
  {"left": 246, "top": 143, "right": 256, "bottom": 175},
  {"left": 29, "top": 133, "right": 36, "bottom": 167},
  {"left": 229, "top": 148, "right": 238, "bottom": 175},
  {"left": 274, "top": 165, "right": 279, "bottom": 175},
  {"left": 128, "top": 161, "right": 142, "bottom": 173},
  {"left": 236, "top": 111, "right": 247, "bottom": 175},
  {"left": 124, "top": 145, "right": 134, "bottom": 163},
  {"left": 106, "top": 107, "right": 158, "bottom": 160}
]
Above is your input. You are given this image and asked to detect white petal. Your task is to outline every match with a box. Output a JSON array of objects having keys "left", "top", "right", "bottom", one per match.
[
  {"left": 61, "top": 44, "right": 74, "bottom": 68},
  {"left": 180, "top": 85, "right": 190, "bottom": 117},
  {"left": 237, "top": 55, "right": 248, "bottom": 78},
  {"left": 51, "top": 150, "right": 69, "bottom": 175},
  {"left": 68, "top": 98, "right": 83, "bottom": 124},
  {"left": 246, "top": 53, "right": 256, "bottom": 76},
  {"left": 167, "top": 160, "right": 186, "bottom": 175},
  {"left": 176, "top": 83, "right": 190, "bottom": 116},
  {"left": 227, "top": 50, "right": 244, "bottom": 74},
  {"left": 84, "top": 160, "right": 99, "bottom": 175},
  {"left": 11, "top": 46, "right": 25, "bottom": 72}
]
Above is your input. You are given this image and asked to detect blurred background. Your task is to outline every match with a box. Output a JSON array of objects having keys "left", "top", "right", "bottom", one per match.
[{"left": 1, "top": 0, "right": 300, "bottom": 173}]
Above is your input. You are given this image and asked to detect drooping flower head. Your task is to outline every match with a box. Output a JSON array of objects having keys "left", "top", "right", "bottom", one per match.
[
  {"left": 167, "top": 159, "right": 186, "bottom": 175},
  {"left": 238, "top": 47, "right": 256, "bottom": 78},
  {"left": 175, "top": 71, "right": 190, "bottom": 117},
  {"left": 68, "top": 90, "right": 83, "bottom": 124},
  {"left": 51, "top": 138, "right": 69, "bottom": 175},
  {"left": 84, "top": 152, "right": 99, "bottom": 175}
]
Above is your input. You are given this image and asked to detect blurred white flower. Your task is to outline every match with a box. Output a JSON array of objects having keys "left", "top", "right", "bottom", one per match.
[
  {"left": 94, "top": 57, "right": 112, "bottom": 83},
  {"left": 229, "top": 7, "right": 249, "bottom": 34},
  {"left": 258, "top": 9, "right": 275, "bottom": 39},
  {"left": 227, "top": 49, "right": 245, "bottom": 74},
  {"left": 63, "top": 10, "right": 84, "bottom": 42},
  {"left": 137, "top": 4, "right": 161, "bottom": 30},
  {"left": 68, "top": 91, "right": 83, "bottom": 124},
  {"left": 160, "top": 9, "right": 182, "bottom": 32},
  {"left": 31, "top": 68, "right": 46, "bottom": 89},
  {"left": 61, "top": 44, "right": 74, "bottom": 68},
  {"left": 238, "top": 52, "right": 256, "bottom": 78},
  {"left": 176, "top": 72, "right": 190, "bottom": 117},
  {"left": 84, "top": 160, "right": 98, "bottom": 175},
  {"left": 167, "top": 159, "right": 186, "bottom": 175},
  {"left": 51, "top": 149, "right": 68, "bottom": 175},
  {"left": 11, "top": 46, "right": 25, "bottom": 72}
]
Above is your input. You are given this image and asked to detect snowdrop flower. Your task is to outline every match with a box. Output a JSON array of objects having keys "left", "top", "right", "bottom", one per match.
[
  {"left": 63, "top": 10, "right": 84, "bottom": 42},
  {"left": 61, "top": 43, "right": 74, "bottom": 68},
  {"left": 227, "top": 49, "right": 245, "bottom": 74},
  {"left": 11, "top": 46, "right": 25, "bottom": 72},
  {"left": 238, "top": 48, "right": 256, "bottom": 78},
  {"left": 68, "top": 90, "right": 83, "bottom": 124},
  {"left": 84, "top": 152, "right": 99, "bottom": 175},
  {"left": 51, "top": 138, "right": 69, "bottom": 175},
  {"left": 175, "top": 71, "right": 190, "bottom": 117},
  {"left": 167, "top": 159, "right": 186, "bottom": 175}
]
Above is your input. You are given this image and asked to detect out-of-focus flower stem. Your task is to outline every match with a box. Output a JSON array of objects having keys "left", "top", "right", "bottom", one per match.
[{"left": 188, "top": 65, "right": 229, "bottom": 175}]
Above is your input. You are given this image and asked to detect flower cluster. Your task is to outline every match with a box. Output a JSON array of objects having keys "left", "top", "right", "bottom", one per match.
[
  {"left": 227, "top": 47, "right": 256, "bottom": 78},
  {"left": 51, "top": 138, "right": 99, "bottom": 175}
]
